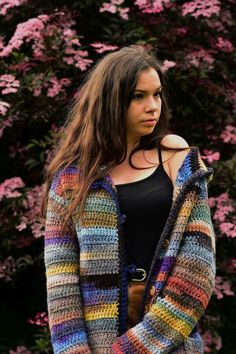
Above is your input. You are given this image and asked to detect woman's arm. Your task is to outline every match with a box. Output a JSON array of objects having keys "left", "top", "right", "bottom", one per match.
[
  {"left": 112, "top": 172, "right": 216, "bottom": 353},
  {"left": 44, "top": 169, "right": 91, "bottom": 354}
]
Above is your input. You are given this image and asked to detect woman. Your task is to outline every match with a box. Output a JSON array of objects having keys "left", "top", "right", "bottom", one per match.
[{"left": 43, "top": 45, "right": 216, "bottom": 353}]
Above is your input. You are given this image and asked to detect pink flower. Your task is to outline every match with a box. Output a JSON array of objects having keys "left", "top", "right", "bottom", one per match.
[
  {"left": 0, "top": 0, "right": 28, "bottom": 16},
  {"left": 27, "top": 312, "right": 48, "bottom": 327},
  {"left": 0, "top": 177, "right": 25, "bottom": 201},
  {"left": 17, "top": 185, "right": 45, "bottom": 238},
  {"left": 100, "top": 3, "right": 117, "bottom": 13},
  {"left": 209, "top": 193, "right": 234, "bottom": 223},
  {"left": 119, "top": 7, "right": 129, "bottom": 19},
  {"left": 31, "top": 74, "right": 71, "bottom": 97},
  {"left": 0, "top": 74, "right": 20, "bottom": 95},
  {"left": 0, "top": 15, "right": 49, "bottom": 58},
  {"left": 90, "top": 42, "right": 119, "bottom": 54},
  {"left": 161, "top": 60, "right": 176, "bottom": 73},
  {"left": 0, "top": 12, "right": 93, "bottom": 70},
  {"left": 209, "top": 193, "right": 235, "bottom": 237},
  {"left": 9, "top": 346, "right": 32, "bottom": 354},
  {"left": 0, "top": 114, "right": 18, "bottom": 138},
  {"left": 201, "top": 149, "right": 220, "bottom": 163},
  {"left": 100, "top": 0, "right": 129, "bottom": 19},
  {"left": 63, "top": 40, "right": 93, "bottom": 70},
  {"left": 220, "top": 222, "right": 236, "bottom": 238},
  {"left": 220, "top": 125, "right": 236, "bottom": 144},
  {"left": 16, "top": 222, "right": 27, "bottom": 231},
  {"left": 0, "top": 100, "right": 11, "bottom": 116},
  {"left": 215, "top": 36, "right": 234, "bottom": 53},
  {"left": 202, "top": 330, "right": 222, "bottom": 352},
  {"left": 214, "top": 276, "right": 234, "bottom": 299},
  {"left": 46, "top": 76, "right": 72, "bottom": 97},
  {"left": 47, "top": 77, "right": 62, "bottom": 97},
  {"left": 182, "top": 0, "right": 220, "bottom": 18},
  {"left": 135, "top": 0, "right": 172, "bottom": 13},
  {"left": 186, "top": 48, "right": 214, "bottom": 69}
]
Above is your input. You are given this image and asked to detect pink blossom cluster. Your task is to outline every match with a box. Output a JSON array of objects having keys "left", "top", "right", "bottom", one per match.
[
  {"left": 32, "top": 74, "right": 71, "bottom": 97},
  {"left": 186, "top": 48, "right": 214, "bottom": 69},
  {"left": 9, "top": 60, "right": 38, "bottom": 74},
  {"left": 16, "top": 185, "right": 45, "bottom": 238},
  {"left": 47, "top": 77, "right": 71, "bottom": 97},
  {"left": 0, "top": 256, "right": 16, "bottom": 282},
  {"left": 62, "top": 35, "right": 93, "bottom": 70},
  {"left": 0, "top": 0, "right": 27, "bottom": 16},
  {"left": 28, "top": 311, "right": 48, "bottom": 327},
  {"left": 202, "top": 329, "right": 222, "bottom": 352},
  {"left": 0, "top": 176, "right": 25, "bottom": 201},
  {"left": 209, "top": 193, "right": 235, "bottom": 238},
  {"left": 134, "top": 0, "right": 172, "bottom": 14},
  {"left": 214, "top": 275, "right": 234, "bottom": 299},
  {"left": 90, "top": 42, "right": 119, "bottom": 54},
  {"left": 0, "top": 15, "right": 50, "bottom": 58},
  {"left": 64, "top": 46, "right": 93, "bottom": 71},
  {"left": 0, "top": 100, "right": 11, "bottom": 116},
  {"left": 182, "top": 0, "right": 221, "bottom": 18},
  {"left": 0, "top": 11, "right": 93, "bottom": 71},
  {"left": 9, "top": 346, "right": 32, "bottom": 354},
  {"left": 209, "top": 192, "right": 234, "bottom": 221},
  {"left": 219, "top": 222, "right": 236, "bottom": 238},
  {"left": 215, "top": 36, "right": 234, "bottom": 53},
  {"left": 161, "top": 60, "right": 176, "bottom": 73},
  {"left": 0, "top": 115, "right": 14, "bottom": 138},
  {"left": 0, "top": 74, "right": 20, "bottom": 95},
  {"left": 100, "top": 0, "right": 130, "bottom": 20},
  {"left": 201, "top": 149, "right": 220, "bottom": 163},
  {"left": 220, "top": 125, "right": 236, "bottom": 144}
]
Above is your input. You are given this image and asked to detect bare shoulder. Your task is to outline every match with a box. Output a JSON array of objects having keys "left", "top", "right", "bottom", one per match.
[
  {"left": 161, "top": 134, "right": 189, "bottom": 149},
  {"left": 161, "top": 134, "right": 190, "bottom": 186}
]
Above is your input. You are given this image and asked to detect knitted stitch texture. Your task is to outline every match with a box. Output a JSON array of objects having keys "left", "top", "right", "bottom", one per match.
[{"left": 44, "top": 146, "right": 215, "bottom": 354}]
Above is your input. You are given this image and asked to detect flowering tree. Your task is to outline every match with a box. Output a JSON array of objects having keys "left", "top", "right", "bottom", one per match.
[{"left": 0, "top": 0, "right": 235, "bottom": 352}]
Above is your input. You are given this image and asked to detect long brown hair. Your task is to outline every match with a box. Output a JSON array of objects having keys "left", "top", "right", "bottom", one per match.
[{"left": 42, "top": 45, "right": 186, "bottom": 224}]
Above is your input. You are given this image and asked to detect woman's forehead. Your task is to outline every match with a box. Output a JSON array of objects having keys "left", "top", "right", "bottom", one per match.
[{"left": 135, "top": 68, "right": 161, "bottom": 90}]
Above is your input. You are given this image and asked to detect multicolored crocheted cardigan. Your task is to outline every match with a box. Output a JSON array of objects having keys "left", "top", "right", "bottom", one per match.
[{"left": 44, "top": 146, "right": 216, "bottom": 354}]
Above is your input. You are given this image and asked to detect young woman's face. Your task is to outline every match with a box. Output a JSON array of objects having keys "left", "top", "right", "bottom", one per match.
[{"left": 126, "top": 67, "right": 162, "bottom": 145}]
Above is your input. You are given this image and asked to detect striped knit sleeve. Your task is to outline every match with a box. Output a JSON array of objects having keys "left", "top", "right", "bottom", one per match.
[
  {"left": 112, "top": 175, "right": 216, "bottom": 353},
  {"left": 44, "top": 169, "right": 91, "bottom": 354}
]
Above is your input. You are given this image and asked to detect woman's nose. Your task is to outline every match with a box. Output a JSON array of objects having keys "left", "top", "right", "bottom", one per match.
[{"left": 145, "top": 97, "right": 160, "bottom": 111}]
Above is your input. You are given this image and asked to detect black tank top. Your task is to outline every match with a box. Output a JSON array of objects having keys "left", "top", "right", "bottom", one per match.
[{"left": 115, "top": 148, "right": 173, "bottom": 274}]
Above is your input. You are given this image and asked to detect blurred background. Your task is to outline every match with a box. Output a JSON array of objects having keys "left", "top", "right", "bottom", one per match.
[{"left": 0, "top": 0, "right": 235, "bottom": 353}]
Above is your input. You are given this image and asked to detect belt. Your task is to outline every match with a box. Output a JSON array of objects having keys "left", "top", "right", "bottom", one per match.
[{"left": 127, "top": 265, "right": 147, "bottom": 282}]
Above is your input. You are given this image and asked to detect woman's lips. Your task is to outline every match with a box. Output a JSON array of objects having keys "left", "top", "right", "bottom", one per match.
[{"left": 141, "top": 119, "right": 157, "bottom": 126}]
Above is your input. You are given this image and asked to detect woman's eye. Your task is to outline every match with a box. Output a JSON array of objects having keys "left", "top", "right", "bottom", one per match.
[
  {"left": 154, "top": 91, "right": 162, "bottom": 98},
  {"left": 133, "top": 93, "right": 143, "bottom": 100}
]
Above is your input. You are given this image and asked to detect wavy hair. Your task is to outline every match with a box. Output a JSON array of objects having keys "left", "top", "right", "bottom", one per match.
[{"left": 42, "top": 45, "right": 186, "bottom": 224}]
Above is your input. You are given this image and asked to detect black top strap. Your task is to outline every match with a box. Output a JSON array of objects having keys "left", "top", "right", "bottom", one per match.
[{"left": 158, "top": 148, "right": 163, "bottom": 165}]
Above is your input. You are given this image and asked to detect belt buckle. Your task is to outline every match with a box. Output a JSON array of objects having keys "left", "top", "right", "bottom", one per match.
[{"left": 131, "top": 268, "right": 147, "bottom": 282}]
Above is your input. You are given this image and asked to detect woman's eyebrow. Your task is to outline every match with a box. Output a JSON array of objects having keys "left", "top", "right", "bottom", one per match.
[{"left": 135, "top": 85, "right": 162, "bottom": 92}]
